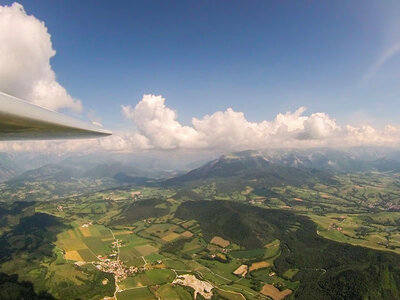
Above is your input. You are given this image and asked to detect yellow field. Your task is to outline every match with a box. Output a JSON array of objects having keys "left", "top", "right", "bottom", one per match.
[
  {"left": 134, "top": 245, "right": 158, "bottom": 256},
  {"left": 79, "top": 227, "right": 91, "bottom": 237},
  {"left": 181, "top": 220, "right": 196, "bottom": 229},
  {"left": 211, "top": 236, "right": 230, "bottom": 248},
  {"left": 65, "top": 250, "right": 84, "bottom": 261},
  {"left": 249, "top": 261, "right": 270, "bottom": 272},
  {"left": 233, "top": 265, "right": 248, "bottom": 277},
  {"left": 67, "top": 230, "right": 78, "bottom": 239},
  {"left": 181, "top": 231, "right": 193, "bottom": 238},
  {"left": 152, "top": 263, "right": 166, "bottom": 269},
  {"left": 260, "top": 284, "right": 292, "bottom": 300},
  {"left": 162, "top": 232, "right": 181, "bottom": 242}
]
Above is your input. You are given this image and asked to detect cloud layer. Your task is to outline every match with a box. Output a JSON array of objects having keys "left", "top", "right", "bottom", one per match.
[
  {"left": 120, "top": 94, "right": 400, "bottom": 151},
  {"left": 0, "top": 3, "right": 81, "bottom": 112},
  {"left": 2, "top": 94, "right": 400, "bottom": 154}
]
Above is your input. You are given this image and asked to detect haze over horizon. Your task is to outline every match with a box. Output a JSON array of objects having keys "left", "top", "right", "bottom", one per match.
[{"left": 1, "top": 1, "right": 400, "bottom": 154}]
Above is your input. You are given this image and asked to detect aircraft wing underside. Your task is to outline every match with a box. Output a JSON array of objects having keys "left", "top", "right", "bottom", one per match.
[{"left": 0, "top": 92, "right": 111, "bottom": 140}]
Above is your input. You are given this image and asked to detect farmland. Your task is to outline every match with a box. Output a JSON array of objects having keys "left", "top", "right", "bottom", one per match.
[
  {"left": 0, "top": 187, "right": 302, "bottom": 299},
  {"left": 2, "top": 166, "right": 400, "bottom": 299}
]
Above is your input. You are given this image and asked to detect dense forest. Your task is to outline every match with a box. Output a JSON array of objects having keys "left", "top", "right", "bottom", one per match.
[{"left": 176, "top": 200, "right": 400, "bottom": 299}]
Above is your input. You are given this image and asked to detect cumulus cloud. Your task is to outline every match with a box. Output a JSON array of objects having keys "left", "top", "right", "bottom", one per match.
[
  {"left": 0, "top": 2, "right": 81, "bottom": 111},
  {"left": 298, "top": 112, "right": 339, "bottom": 140},
  {"left": 2, "top": 94, "right": 400, "bottom": 154},
  {"left": 122, "top": 95, "right": 204, "bottom": 149},
  {"left": 1, "top": 93, "right": 400, "bottom": 154},
  {"left": 118, "top": 94, "right": 400, "bottom": 151}
]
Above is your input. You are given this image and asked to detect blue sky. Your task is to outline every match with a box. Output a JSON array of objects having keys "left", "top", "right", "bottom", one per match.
[{"left": 2, "top": 0, "right": 400, "bottom": 132}]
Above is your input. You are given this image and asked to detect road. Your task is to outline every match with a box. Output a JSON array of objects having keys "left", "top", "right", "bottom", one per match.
[{"left": 108, "top": 228, "right": 120, "bottom": 300}]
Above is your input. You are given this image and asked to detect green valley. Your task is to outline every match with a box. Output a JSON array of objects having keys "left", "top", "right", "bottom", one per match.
[{"left": 1, "top": 150, "right": 400, "bottom": 299}]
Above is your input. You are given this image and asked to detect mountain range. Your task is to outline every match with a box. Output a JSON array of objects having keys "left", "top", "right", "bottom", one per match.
[{"left": 3, "top": 147, "right": 400, "bottom": 185}]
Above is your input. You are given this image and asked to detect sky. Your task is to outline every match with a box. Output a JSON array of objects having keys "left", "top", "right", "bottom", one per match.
[{"left": 1, "top": 1, "right": 400, "bottom": 153}]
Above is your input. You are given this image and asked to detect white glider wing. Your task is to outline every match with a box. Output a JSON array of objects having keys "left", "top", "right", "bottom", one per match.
[{"left": 0, "top": 92, "right": 111, "bottom": 140}]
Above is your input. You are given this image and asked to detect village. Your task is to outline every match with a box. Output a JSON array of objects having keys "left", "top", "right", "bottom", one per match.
[{"left": 94, "top": 258, "right": 137, "bottom": 283}]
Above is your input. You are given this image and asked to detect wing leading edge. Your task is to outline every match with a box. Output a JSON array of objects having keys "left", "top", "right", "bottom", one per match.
[{"left": 0, "top": 92, "right": 111, "bottom": 140}]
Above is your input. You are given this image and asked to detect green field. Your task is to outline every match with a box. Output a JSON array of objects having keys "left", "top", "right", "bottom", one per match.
[
  {"left": 120, "top": 269, "right": 175, "bottom": 288},
  {"left": 3, "top": 168, "right": 400, "bottom": 300},
  {"left": 117, "top": 287, "right": 155, "bottom": 300},
  {"left": 157, "top": 284, "right": 193, "bottom": 300},
  {"left": 230, "top": 248, "right": 266, "bottom": 259}
]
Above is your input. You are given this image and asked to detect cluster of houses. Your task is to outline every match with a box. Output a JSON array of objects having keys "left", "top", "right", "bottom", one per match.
[
  {"left": 329, "top": 223, "right": 343, "bottom": 232},
  {"left": 81, "top": 221, "right": 93, "bottom": 228},
  {"left": 111, "top": 239, "right": 122, "bottom": 248},
  {"left": 94, "top": 258, "right": 137, "bottom": 282}
]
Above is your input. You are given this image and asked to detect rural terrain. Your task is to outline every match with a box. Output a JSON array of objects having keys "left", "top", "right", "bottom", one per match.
[{"left": 0, "top": 149, "right": 400, "bottom": 299}]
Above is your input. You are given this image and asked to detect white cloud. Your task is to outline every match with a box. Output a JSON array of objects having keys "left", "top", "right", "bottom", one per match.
[
  {"left": 119, "top": 94, "right": 400, "bottom": 151},
  {"left": 0, "top": 2, "right": 81, "bottom": 112},
  {"left": 192, "top": 108, "right": 263, "bottom": 150},
  {"left": 298, "top": 112, "right": 339, "bottom": 140},
  {"left": 2, "top": 96, "right": 400, "bottom": 154},
  {"left": 2, "top": 93, "right": 400, "bottom": 154},
  {"left": 122, "top": 95, "right": 204, "bottom": 149}
]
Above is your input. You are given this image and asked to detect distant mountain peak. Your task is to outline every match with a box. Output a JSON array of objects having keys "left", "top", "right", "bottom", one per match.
[
  {"left": 164, "top": 149, "right": 335, "bottom": 188},
  {"left": 222, "top": 149, "right": 261, "bottom": 158}
]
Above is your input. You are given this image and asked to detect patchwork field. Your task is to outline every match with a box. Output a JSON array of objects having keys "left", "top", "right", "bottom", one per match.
[
  {"left": 6, "top": 172, "right": 400, "bottom": 300},
  {"left": 261, "top": 284, "right": 292, "bottom": 300},
  {"left": 249, "top": 261, "right": 270, "bottom": 272},
  {"left": 119, "top": 247, "right": 141, "bottom": 261},
  {"left": 181, "top": 231, "right": 193, "bottom": 238},
  {"left": 162, "top": 232, "right": 181, "bottom": 242},
  {"left": 233, "top": 264, "right": 248, "bottom": 277},
  {"left": 64, "top": 250, "right": 83, "bottom": 261},
  {"left": 210, "top": 236, "right": 230, "bottom": 248},
  {"left": 309, "top": 212, "right": 400, "bottom": 254},
  {"left": 182, "top": 237, "right": 205, "bottom": 254},
  {"left": 120, "top": 269, "right": 176, "bottom": 289},
  {"left": 56, "top": 223, "right": 116, "bottom": 261},
  {"left": 135, "top": 244, "right": 158, "bottom": 256}
]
